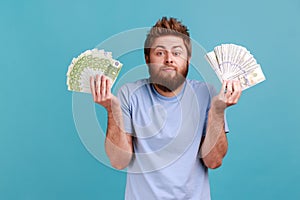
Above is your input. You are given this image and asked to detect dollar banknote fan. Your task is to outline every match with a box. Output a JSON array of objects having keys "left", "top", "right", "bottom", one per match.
[
  {"left": 66, "top": 49, "right": 123, "bottom": 93},
  {"left": 205, "top": 44, "right": 265, "bottom": 90}
]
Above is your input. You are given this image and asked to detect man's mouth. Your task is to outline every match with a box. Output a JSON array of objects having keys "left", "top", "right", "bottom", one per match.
[{"left": 161, "top": 66, "right": 176, "bottom": 72}]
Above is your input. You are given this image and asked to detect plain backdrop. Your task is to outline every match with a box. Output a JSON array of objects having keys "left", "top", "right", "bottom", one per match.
[{"left": 1, "top": 0, "right": 299, "bottom": 199}]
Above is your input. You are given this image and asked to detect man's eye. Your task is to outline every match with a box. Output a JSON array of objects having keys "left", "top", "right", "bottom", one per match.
[
  {"left": 156, "top": 51, "right": 164, "bottom": 56},
  {"left": 173, "top": 51, "right": 181, "bottom": 56}
]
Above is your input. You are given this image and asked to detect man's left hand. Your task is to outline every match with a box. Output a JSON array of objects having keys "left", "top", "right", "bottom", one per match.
[{"left": 211, "top": 80, "right": 242, "bottom": 114}]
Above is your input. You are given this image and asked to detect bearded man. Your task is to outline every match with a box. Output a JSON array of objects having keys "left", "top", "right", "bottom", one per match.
[{"left": 90, "top": 17, "right": 242, "bottom": 200}]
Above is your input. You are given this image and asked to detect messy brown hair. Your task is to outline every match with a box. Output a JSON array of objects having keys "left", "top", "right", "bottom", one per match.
[{"left": 144, "top": 17, "right": 191, "bottom": 60}]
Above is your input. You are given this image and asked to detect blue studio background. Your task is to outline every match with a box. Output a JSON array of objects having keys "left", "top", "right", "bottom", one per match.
[{"left": 1, "top": 0, "right": 299, "bottom": 199}]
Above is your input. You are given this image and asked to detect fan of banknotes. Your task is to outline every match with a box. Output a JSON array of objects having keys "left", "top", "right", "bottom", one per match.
[
  {"left": 205, "top": 44, "right": 266, "bottom": 90},
  {"left": 66, "top": 48, "right": 123, "bottom": 93}
]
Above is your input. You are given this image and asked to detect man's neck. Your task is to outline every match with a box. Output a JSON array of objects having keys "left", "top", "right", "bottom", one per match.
[{"left": 152, "top": 82, "right": 185, "bottom": 97}]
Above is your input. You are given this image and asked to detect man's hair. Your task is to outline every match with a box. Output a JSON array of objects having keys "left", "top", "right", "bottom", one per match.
[{"left": 144, "top": 17, "right": 192, "bottom": 60}]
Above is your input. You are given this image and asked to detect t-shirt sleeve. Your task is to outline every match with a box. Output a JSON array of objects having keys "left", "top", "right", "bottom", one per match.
[
  {"left": 117, "top": 85, "right": 134, "bottom": 134},
  {"left": 202, "top": 85, "right": 230, "bottom": 135}
]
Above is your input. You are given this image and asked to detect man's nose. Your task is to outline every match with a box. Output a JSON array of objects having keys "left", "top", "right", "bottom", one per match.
[{"left": 165, "top": 51, "right": 173, "bottom": 64}]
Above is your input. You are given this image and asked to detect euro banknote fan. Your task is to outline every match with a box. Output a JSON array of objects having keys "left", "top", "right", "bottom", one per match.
[{"left": 66, "top": 49, "right": 123, "bottom": 93}]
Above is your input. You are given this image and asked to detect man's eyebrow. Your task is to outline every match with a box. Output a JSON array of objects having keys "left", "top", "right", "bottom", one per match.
[
  {"left": 153, "top": 45, "right": 166, "bottom": 49},
  {"left": 172, "top": 45, "right": 184, "bottom": 49},
  {"left": 153, "top": 45, "right": 184, "bottom": 49}
]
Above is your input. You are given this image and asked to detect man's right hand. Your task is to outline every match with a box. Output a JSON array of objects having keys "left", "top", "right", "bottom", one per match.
[{"left": 90, "top": 74, "right": 120, "bottom": 112}]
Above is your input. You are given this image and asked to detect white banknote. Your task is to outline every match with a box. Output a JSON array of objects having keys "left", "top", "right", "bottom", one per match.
[{"left": 205, "top": 44, "right": 265, "bottom": 90}]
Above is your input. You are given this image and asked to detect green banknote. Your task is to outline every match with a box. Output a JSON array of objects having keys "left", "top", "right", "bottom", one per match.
[{"left": 66, "top": 49, "right": 123, "bottom": 93}]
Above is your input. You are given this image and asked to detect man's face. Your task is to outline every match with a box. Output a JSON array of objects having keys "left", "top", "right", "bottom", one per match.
[{"left": 146, "top": 35, "right": 190, "bottom": 92}]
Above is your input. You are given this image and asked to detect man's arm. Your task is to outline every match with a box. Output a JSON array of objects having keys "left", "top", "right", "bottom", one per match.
[
  {"left": 90, "top": 75, "right": 133, "bottom": 170},
  {"left": 200, "top": 80, "right": 242, "bottom": 169}
]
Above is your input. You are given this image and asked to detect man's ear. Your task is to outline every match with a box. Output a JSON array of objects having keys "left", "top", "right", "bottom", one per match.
[
  {"left": 187, "top": 57, "right": 191, "bottom": 66},
  {"left": 145, "top": 55, "right": 150, "bottom": 64}
]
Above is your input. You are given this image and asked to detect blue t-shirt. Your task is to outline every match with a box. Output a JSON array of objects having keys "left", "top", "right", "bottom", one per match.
[{"left": 117, "top": 78, "right": 229, "bottom": 200}]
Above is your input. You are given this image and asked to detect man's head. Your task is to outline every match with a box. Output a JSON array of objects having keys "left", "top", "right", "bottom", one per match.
[
  {"left": 144, "top": 17, "right": 191, "bottom": 60},
  {"left": 144, "top": 17, "right": 192, "bottom": 93}
]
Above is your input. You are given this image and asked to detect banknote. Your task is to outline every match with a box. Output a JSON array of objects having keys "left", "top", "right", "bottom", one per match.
[
  {"left": 66, "top": 49, "right": 123, "bottom": 93},
  {"left": 205, "top": 44, "right": 265, "bottom": 90}
]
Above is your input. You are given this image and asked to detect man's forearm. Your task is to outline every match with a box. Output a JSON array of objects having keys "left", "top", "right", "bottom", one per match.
[
  {"left": 105, "top": 108, "right": 133, "bottom": 170},
  {"left": 89, "top": 75, "right": 133, "bottom": 170},
  {"left": 200, "top": 80, "right": 242, "bottom": 169},
  {"left": 200, "top": 106, "right": 228, "bottom": 169}
]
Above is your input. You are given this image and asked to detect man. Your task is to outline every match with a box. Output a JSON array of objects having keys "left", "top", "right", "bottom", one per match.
[{"left": 90, "top": 17, "right": 242, "bottom": 200}]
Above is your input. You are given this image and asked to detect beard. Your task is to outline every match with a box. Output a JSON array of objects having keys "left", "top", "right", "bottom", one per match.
[{"left": 149, "top": 62, "right": 189, "bottom": 92}]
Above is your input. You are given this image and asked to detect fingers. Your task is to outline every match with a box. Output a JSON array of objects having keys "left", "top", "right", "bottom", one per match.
[
  {"left": 106, "top": 78, "right": 112, "bottom": 97},
  {"left": 90, "top": 74, "right": 112, "bottom": 103},
  {"left": 221, "top": 80, "right": 242, "bottom": 106},
  {"left": 95, "top": 74, "right": 101, "bottom": 98},
  {"left": 220, "top": 80, "right": 227, "bottom": 96},
  {"left": 230, "top": 80, "right": 242, "bottom": 103},
  {"left": 224, "top": 80, "right": 233, "bottom": 99},
  {"left": 100, "top": 75, "right": 106, "bottom": 99}
]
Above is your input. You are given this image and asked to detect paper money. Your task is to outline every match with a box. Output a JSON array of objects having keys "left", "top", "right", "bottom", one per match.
[
  {"left": 66, "top": 49, "right": 123, "bottom": 93},
  {"left": 205, "top": 44, "right": 265, "bottom": 90}
]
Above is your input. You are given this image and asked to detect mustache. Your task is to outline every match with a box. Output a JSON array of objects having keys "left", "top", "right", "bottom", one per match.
[
  {"left": 160, "top": 65, "right": 178, "bottom": 71},
  {"left": 148, "top": 63, "right": 178, "bottom": 69}
]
